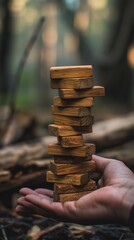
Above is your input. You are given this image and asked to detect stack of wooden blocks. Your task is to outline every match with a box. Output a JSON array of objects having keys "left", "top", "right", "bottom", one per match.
[{"left": 46, "top": 65, "right": 105, "bottom": 202}]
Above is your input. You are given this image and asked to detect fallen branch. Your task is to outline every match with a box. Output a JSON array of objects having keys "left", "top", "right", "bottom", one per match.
[
  {"left": 0, "top": 136, "right": 56, "bottom": 169},
  {"left": 84, "top": 113, "right": 134, "bottom": 151}
]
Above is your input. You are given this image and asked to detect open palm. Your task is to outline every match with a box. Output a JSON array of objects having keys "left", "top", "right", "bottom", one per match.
[{"left": 16, "top": 155, "right": 134, "bottom": 225}]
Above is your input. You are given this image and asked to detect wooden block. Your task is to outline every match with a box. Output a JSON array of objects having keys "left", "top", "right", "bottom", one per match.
[
  {"left": 51, "top": 77, "right": 93, "bottom": 89},
  {"left": 50, "top": 65, "right": 93, "bottom": 79},
  {"left": 59, "top": 86, "right": 105, "bottom": 99},
  {"left": 50, "top": 160, "right": 96, "bottom": 175},
  {"left": 46, "top": 171, "right": 88, "bottom": 185},
  {"left": 48, "top": 124, "right": 92, "bottom": 137},
  {"left": 53, "top": 190, "right": 92, "bottom": 202},
  {"left": 51, "top": 105, "right": 91, "bottom": 117},
  {"left": 53, "top": 96, "right": 94, "bottom": 107},
  {"left": 58, "top": 135, "right": 84, "bottom": 148},
  {"left": 54, "top": 155, "right": 92, "bottom": 164},
  {"left": 53, "top": 115, "right": 94, "bottom": 127},
  {"left": 48, "top": 143, "right": 95, "bottom": 157},
  {"left": 54, "top": 180, "right": 96, "bottom": 194}
]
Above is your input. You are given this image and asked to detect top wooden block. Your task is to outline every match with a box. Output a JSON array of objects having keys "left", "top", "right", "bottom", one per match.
[{"left": 50, "top": 65, "right": 93, "bottom": 79}]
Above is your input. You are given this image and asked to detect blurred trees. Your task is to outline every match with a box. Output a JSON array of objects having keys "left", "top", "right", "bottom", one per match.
[
  {"left": 0, "top": 0, "right": 134, "bottom": 111},
  {"left": 0, "top": 0, "right": 12, "bottom": 101},
  {"left": 96, "top": 0, "right": 134, "bottom": 106}
]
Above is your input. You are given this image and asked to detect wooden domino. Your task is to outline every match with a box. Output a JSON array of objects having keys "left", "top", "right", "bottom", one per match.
[
  {"left": 58, "top": 135, "right": 84, "bottom": 148},
  {"left": 50, "top": 160, "right": 96, "bottom": 175},
  {"left": 54, "top": 155, "right": 92, "bottom": 164},
  {"left": 53, "top": 96, "right": 94, "bottom": 107},
  {"left": 53, "top": 115, "right": 94, "bottom": 126},
  {"left": 46, "top": 65, "right": 105, "bottom": 202},
  {"left": 54, "top": 180, "right": 96, "bottom": 194},
  {"left": 53, "top": 190, "right": 92, "bottom": 202},
  {"left": 48, "top": 143, "right": 95, "bottom": 157},
  {"left": 46, "top": 171, "right": 89, "bottom": 185},
  {"left": 50, "top": 65, "right": 93, "bottom": 79},
  {"left": 51, "top": 105, "right": 91, "bottom": 117},
  {"left": 49, "top": 124, "right": 92, "bottom": 137},
  {"left": 51, "top": 76, "right": 93, "bottom": 89},
  {"left": 59, "top": 86, "right": 105, "bottom": 99}
]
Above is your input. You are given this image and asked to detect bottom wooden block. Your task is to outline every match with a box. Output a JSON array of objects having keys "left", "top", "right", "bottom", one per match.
[
  {"left": 54, "top": 180, "right": 96, "bottom": 194},
  {"left": 53, "top": 190, "right": 92, "bottom": 202}
]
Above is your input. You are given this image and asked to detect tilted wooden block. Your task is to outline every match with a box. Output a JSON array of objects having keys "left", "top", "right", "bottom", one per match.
[
  {"left": 53, "top": 190, "right": 92, "bottom": 202},
  {"left": 53, "top": 115, "right": 94, "bottom": 127},
  {"left": 51, "top": 77, "right": 93, "bottom": 89},
  {"left": 59, "top": 86, "right": 105, "bottom": 99},
  {"left": 58, "top": 135, "right": 84, "bottom": 148},
  {"left": 50, "top": 65, "right": 93, "bottom": 79},
  {"left": 48, "top": 124, "right": 92, "bottom": 137},
  {"left": 46, "top": 171, "right": 88, "bottom": 185},
  {"left": 51, "top": 105, "right": 91, "bottom": 117},
  {"left": 50, "top": 160, "right": 96, "bottom": 175},
  {"left": 48, "top": 143, "right": 95, "bottom": 157},
  {"left": 53, "top": 96, "right": 94, "bottom": 107},
  {"left": 54, "top": 180, "right": 96, "bottom": 194},
  {"left": 54, "top": 155, "right": 92, "bottom": 164}
]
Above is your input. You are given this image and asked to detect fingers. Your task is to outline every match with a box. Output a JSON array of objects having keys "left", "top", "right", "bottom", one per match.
[
  {"left": 17, "top": 188, "right": 54, "bottom": 218},
  {"left": 17, "top": 196, "right": 35, "bottom": 209},
  {"left": 19, "top": 188, "right": 37, "bottom": 196},
  {"left": 35, "top": 188, "right": 53, "bottom": 198},
  {"left": 25, "top": 194, "right": 67, "bottom": 219},
  {"left": 16, "top": 205, "right": 34, "bottom": 217},
  {"left": 19, "top": 188, "right": 53, "bottom": 198},
  {"left": 24, "top": 194, "right": 63, "bottom": 220},
  {"left": 16, "top": 195, "right": 52, "bottom": 218}
]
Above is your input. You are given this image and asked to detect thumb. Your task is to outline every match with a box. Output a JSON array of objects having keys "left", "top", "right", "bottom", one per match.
[{"left": 92, "top": 155, "right": 112, "bottom": 173}]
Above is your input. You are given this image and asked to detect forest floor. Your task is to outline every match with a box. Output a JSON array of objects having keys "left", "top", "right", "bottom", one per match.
[{"left": 0, "top": 102, "right": 134, "bottom": 240}]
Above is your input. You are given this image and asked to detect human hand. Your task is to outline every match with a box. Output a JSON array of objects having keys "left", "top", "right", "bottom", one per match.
[{"left": 16, "top": 155, "right": 134, "bottom": 225}]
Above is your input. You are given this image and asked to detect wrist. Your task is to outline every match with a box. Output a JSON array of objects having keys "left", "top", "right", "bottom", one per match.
[{"left": 118, "top": 181, "right": 134, "bottom": 225}]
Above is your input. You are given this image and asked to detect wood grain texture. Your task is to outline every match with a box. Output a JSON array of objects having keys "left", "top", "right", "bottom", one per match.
[
  {"left": 46, "top": 171, "right": 89, "bottom": 185},
  {"left": 53, "top": 115, "right": 94, "bottom": 127},
  {"left": 53, "top": 190, "right": 92, "bottom": 202},
  {"left": 53, "top": 96, "right": 94, "bottom": 107},
  {"left": 51, "top": 77, "right": 93, "bottom": 89},
  {"left": 54, "top": 155, "right": 92, "bottom": 164},
  {"left": 58, "top": 135, "right": 84, "bottom": 148},
  {"left": 54, "top": 180, "right": 96, "bottom": 194},
  {"left": 48, "top": 143, "right": 95, "bottom": 157},
  {"left": 50, "top": 65, "right": 93, "bottom": 79},
  {"left": 48, "top": 124, "right": 92, "bottom": 137},
  {"left": 59, "top": 86, "right": 105, "bottom": 99},
  {"left": 50, "top": 160, "right": 96, "bottom": 175},
  {"left": 51, "top": 105, "right": 91, "bottom": 117}
]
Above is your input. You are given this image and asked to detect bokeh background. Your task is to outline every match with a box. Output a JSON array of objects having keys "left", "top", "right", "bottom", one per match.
[
  {"left": 0, "top": 2, "right": 134, "bottom": 239},
  {"left": 0, "top": 0, "right": 134, "bottom": 118}
]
